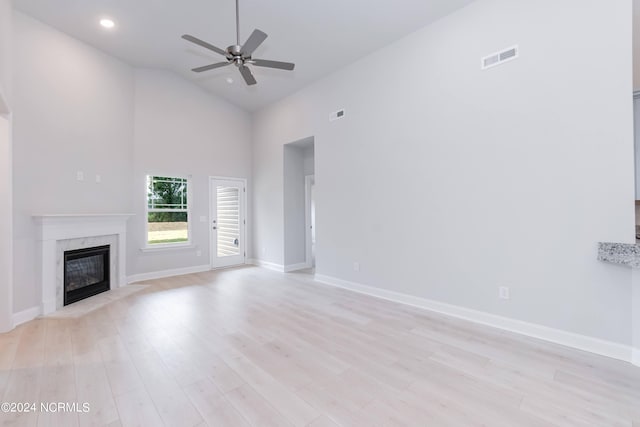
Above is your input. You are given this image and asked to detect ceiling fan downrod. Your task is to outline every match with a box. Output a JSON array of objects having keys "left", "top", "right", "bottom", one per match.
[{"left": 235, "top": 0, "right": 240, "bottom": 47}]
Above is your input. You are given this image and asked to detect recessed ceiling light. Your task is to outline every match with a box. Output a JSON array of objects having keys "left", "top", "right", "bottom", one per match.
[
  {"left": 226, "top": 77, "right": 234, "bottom": 84},
  {"left": 99, "top": 18, "right": 115, "bottom": 29}
]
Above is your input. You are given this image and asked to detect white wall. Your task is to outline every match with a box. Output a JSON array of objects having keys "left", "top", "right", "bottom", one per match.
[
  {"left": 633, "top": 271, "right": 640, "bottom": 360},
  {"left": 635, "top": 97, "right": 640, "bottom": 199},
  {"left": 303, "top": 145, "right": 315, "bottom": 176},
  {"left": 12, "top": 12, "right": 135, "bottom": 312},
  {"left": 252, "top": 0, "right": 635, "bottom": 344},
  {"left": 0, "top": 0, "right": 11, "bottom": 107},
  {"left": 129, "top": 69, "right": 251, "bottom": 276},
  {"left": 0, "top": 0, "right": 12, "bottom": 331}
]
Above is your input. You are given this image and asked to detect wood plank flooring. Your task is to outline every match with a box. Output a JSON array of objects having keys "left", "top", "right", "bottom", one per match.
[{"left": 1, "top": 265, "right": 639, "bottom": 426}]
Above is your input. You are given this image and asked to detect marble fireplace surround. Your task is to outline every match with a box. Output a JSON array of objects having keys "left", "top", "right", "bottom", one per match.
[{"left": 33, "top": 214, "right": 133, "bottom": 315}]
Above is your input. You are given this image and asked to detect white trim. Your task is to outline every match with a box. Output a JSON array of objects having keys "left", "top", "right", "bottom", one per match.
[
  {"left": 209, "top": 175, "right": 248, "bottom": 181},
  {"left": 144, "top": 174, "right": 192, "bottom": 248},
  {"left": 248, "top": 259, "right": 285, "bottom": 272},
  {"left": 633, "top": 349, "right": 640, "bottom": 367},
  {"left": 304, "top": 175, "right": 314, "bottom": 269},
  {"left": 209, "top": 176, "right": 248, "bottom": 269},
  {"left": 284, "top": 263, "right": 309, "bottom": 273},
  {"left": 12, "top": 306, "right": 41, "bottom": 327},
  {"left": 314, "top": 274, "right": 634, "bottom": 364},
  {"left": 140, "top": 243, "right": 197, "bottom": 253},
  {"left": 0, "top": 87, "right": 9, "bottom": 114},
  {"left": 0, "top": 114, "right": 12, "bottom": 333},
  {"left": 127, "top": 264, "right": 210, "bottom": 284}
]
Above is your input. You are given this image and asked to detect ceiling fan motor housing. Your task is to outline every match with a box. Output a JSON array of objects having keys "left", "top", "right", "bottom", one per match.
[
  {"left": 227, "top": 45, "right": 243, "bottom": 57},
  {"left": 227, "top": 45, "right": 245, "bottom": 66}
]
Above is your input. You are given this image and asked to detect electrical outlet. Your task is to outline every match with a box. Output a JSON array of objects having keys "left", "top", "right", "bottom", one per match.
[
  {"left": 262, "top": 247, "right": 266, "bottom": 255},
  {"left": 199, "top": 216, "right": 207, "bottom": 223},
  {"left": 353, "top": 262, "right": 360, "bottom": 272},
  {"left": 499, "top": 286, "right": 510, "bottom": 300},
  {"left": 95, "top": 174, "right": 102, "bottom": 183},
  {"left": 196, "top": 250, "right": 202, "bottom": 257},
  {"left": 76, "top": 171, "right": 84, "bottom": 181}
]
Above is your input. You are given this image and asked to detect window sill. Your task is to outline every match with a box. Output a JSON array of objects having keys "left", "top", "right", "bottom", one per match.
[{"left": 140, "top": 243, "right": 196, "bottom": 253}]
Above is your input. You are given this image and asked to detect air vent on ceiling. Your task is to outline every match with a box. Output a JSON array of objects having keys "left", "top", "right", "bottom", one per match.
[
  {"left": 481, "top": 45, "right": 519, "bottom": 70},
  {"left": 329, "top": 109, "right": 346, "bottom": 122}
]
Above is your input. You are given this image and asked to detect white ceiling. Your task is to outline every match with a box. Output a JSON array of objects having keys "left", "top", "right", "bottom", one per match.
[{"left": 14, "top": 0, "right": 475, "bottom": 112}]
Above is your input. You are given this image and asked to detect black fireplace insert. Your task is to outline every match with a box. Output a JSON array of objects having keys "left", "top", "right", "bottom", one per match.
[{"left": 63, "top": 245, "right": 110, "bottom": 306}]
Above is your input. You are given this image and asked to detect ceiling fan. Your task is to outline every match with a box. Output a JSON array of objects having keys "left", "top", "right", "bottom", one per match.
[{"left": 181, "top": 0, "right": 295, "bottom": 86}]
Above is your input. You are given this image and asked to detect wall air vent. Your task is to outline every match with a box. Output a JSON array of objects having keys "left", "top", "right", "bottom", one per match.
[
  {"left": 481, "top": 46, "right": 518, "bottom": 70},
  {"left": 329, "top": 109, "right": 345, "bottom": 122}
]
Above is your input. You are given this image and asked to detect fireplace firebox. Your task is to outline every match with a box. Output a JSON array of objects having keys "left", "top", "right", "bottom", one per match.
[{"left": 63, "top": 245, "right": 110, "bottom": 306}]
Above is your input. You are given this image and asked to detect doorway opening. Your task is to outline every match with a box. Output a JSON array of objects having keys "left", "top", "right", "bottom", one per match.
[{"left": 283, "top": 137, "right": 315, "bottom": 272}]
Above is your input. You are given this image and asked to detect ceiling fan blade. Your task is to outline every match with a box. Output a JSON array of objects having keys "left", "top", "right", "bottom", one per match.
[
  {"left": 241, "top": 29, "right": 267, "bottom": 56},
  {"left": 181, "top": 34, "right": 228, "bottom": 57},
  {"left": 251, "top": 59, "right": 295, "bottom": 71},
  {"left": 238, "top": 65, "right": 257, "bottom": 86},
  {"left": 191, "top": 62, "right": 231, "bottom": 73}
]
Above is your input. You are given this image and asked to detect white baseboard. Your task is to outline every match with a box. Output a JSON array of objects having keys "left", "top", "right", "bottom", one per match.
[
  {"left": 12, "top": 306, "right": 41, "bottom": 327},
  {"left": 127, "top": 264, "right": 211, "bottom": 284},
  {"left": 284, "top": 263, "right": 309, "bottom": 273},
  {"left": 314, "top": 274, "right": 634, "bottom": 364},
  {"left": 248, "top": 259, "right": 285, "bottom": 272}
]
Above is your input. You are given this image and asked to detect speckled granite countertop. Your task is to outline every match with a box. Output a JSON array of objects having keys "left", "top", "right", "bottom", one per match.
[{"left": 598, "top": 242, "right": 640, "bottom": 268}]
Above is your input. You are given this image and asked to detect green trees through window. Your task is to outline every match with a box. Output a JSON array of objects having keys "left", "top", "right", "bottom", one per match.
[{"left": 147, "top": 176, "right": 189, "bottom": 245}]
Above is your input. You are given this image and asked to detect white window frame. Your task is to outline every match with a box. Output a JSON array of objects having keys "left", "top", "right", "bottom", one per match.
[{"left": 144, "top": 174, "right": 193, "bottom": 250}]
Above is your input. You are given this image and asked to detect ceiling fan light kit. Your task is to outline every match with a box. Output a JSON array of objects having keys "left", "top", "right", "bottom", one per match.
[{"left": 182, "top": 0, "right": 295, "bottom": 86}]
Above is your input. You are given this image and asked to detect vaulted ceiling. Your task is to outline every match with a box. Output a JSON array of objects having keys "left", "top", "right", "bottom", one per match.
[{"left": 15, "top": 0, "right": 475, "bottom": 111}]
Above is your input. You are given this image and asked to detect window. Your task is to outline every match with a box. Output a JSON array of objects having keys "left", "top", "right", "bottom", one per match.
[{"left": 146, "top": 175, "right": 190, "bottom": 246}]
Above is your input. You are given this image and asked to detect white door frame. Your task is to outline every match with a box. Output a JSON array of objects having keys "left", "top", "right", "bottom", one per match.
[
  {"left": 0, "top": 112, "right": 12, "bottom": 332},
  {"left": 209, "top": 176, "right": 247, "bottom": 269},
  {"left": 304, "top": 175, "right": 315, "bottom": 268}
]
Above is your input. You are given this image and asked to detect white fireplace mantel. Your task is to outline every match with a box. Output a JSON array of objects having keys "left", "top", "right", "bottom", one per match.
[{"left": 33, "top": 214, "right": 134, "bottom": 315}]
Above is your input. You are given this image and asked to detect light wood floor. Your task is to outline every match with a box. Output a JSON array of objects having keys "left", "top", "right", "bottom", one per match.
[{"left": 1, "top": 266, "right": 639, "bottom": 427}]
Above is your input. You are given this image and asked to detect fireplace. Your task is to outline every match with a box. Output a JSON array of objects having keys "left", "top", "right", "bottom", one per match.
[
  {"left": 63, "top": 245, "right": 110, "bottom": 306},
  {"left": 33, "top": 214, "right": 132, "bottom": 316}
]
